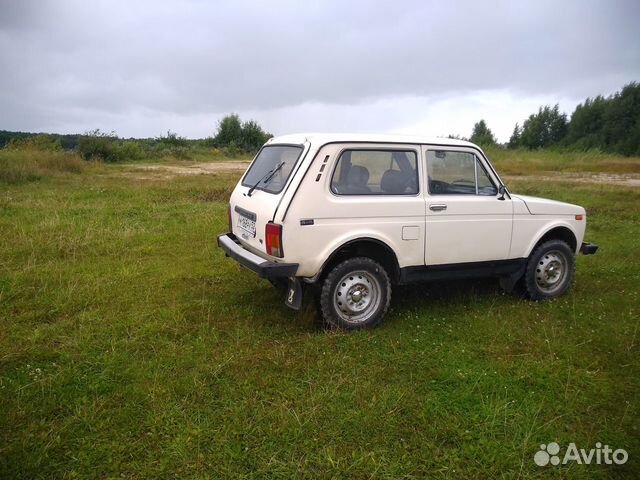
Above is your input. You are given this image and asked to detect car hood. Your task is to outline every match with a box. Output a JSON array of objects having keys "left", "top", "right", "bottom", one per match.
[{"left": 512, "top": 194, "right": 585, "bottom": 215}]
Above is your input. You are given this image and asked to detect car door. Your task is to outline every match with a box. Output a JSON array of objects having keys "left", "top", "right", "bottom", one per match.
[{"left": 423, "top": 146, "right": 513, "bottom": 265}]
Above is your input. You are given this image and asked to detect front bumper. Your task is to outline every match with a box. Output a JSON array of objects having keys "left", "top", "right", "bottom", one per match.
[
  {"left": 580, "top": 242, "right": 598, "bottom": 255},
  {"left": 217, "top": 233, "right": 298, "bottom": 278}
]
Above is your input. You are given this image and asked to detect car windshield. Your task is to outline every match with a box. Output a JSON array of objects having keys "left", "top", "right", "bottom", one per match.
[{"left": 241, "top": 145, "right": 303, "bottom": 194}]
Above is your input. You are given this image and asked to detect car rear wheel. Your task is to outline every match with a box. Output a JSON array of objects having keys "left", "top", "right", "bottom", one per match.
[
  {"left": 524, "top": 239, "right": 575, "bottom": 300},
  {"left": 319, "top": 257, "right": 391, "bottom": 330}
]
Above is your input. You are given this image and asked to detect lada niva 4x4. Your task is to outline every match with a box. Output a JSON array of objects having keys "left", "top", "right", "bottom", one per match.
[{"left": 218, "top": 134, "right": 598, "bottom": 329}]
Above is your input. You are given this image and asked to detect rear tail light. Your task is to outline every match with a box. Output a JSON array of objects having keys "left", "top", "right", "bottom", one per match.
[
  {"left": 575, "top": 214, "right": 584, "bottom": 221},
  {"left": 228, "top": 204, "right": 232, "bottom": 232},
  {"left": 265, "top": 222, "right": 284, "bottom": 257}
]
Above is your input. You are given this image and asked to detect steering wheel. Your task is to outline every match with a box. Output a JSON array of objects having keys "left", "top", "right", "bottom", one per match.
[
  {"left": 430, "top": 180, "right": 445, "bottom": 193},
  {"left": 404, "top": 174, "right": 418, "bottom": 192},
  {"left": 452, "top": 178, "right": 474, "bottom": 185}
]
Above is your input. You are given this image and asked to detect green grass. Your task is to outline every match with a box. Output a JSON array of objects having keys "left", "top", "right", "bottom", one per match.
[
  {"left": 0, "top": 152, "right": 638, "bottom": 478},
  {"left": 0, "top": 147, "right": 252, "bottom": 186},
  {"left": 485, "top": 146, "right": 640, "bottom": 174},
  {"left": 0, "top": 149, "right": 97, "bottom": 185}
]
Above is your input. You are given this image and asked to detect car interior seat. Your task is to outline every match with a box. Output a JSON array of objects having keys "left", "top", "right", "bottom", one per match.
[
  {"left": 345, "top": 165, "right": 371, "bottom": 194},
  {"left": 380, "top": 169, "right": 409, "bottom": 194}
]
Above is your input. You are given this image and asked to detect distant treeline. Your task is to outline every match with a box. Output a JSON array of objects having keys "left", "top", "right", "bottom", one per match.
[
  {"left": 0, "top": 130, "right": 83, "bottom": 150},
  {"left": 3, "top": 83, "right": 639, "bottom": 158},
  {"left": 468, "top": 82, "right": 640, "bottom": 155},
  {"left": 0, "top": 113, "right": 271, "bottom": 162}
]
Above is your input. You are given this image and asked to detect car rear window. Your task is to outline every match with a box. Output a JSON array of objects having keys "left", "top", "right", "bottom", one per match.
[{"left": 242, "top": 145, "right": 303, "bottom": 194}]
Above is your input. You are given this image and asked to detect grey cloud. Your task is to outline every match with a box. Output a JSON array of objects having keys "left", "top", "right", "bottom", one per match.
[{"left": 0, "top": 0, "right": 638, "bottom": 135}]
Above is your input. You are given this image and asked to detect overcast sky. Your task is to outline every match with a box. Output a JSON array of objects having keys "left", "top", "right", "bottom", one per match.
[{"left": 1, "top": 0, "right": 639, "bottom": 142}]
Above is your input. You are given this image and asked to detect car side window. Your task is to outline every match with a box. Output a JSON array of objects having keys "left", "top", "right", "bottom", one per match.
[
  {"left": 331, "top": 149, "right": 418, "bottom": 195},
  {"left": 476, "top": 158, "right": 498, "bottom": 195},
  {"left": 427, "top": 150, "right": 497, "bottom": 195}
]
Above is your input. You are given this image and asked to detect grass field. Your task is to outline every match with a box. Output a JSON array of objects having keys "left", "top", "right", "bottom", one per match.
[{"left": 1, "top": 149, "right": 639, "bottom": 478}]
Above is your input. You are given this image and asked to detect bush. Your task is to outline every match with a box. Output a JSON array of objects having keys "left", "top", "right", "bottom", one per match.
[
  {"left": 5, "top": 134, "right": 62, "bottom": 152},
  {"left": 78, "top": 129, "right": 118, "bottom": 162},
  {"left": 114, "top": 140, "right": 146, "bottom": 161},
  {"left": 167, "top": 146, "right": 192, "bottom": 160},
  {"left": 211, "top": 114, "right": 272, "bottom": 152},
  {"left": 156, "top": 130, "right": 188, "bottom": 148}
]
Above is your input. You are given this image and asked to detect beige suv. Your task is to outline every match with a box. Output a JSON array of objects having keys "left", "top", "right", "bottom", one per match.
[{"left": 218, "top": 133, "right": 598, "bottom": 329}]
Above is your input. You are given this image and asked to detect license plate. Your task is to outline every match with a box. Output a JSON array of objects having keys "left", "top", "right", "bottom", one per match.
[{"left": 237, "top": 214, "right": 256, "bottom": 237}]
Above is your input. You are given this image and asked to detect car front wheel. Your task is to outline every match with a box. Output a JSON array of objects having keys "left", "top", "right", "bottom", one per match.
[
  {"left": 319, "top": 257, "right": 391, "bottom": 330},
  {"left": 524, "top": 239, "right": 575, "bottom": 300}
]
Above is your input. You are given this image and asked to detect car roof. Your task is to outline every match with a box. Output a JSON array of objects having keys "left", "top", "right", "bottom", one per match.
[{"left": 266, "top": 133, "right": 480, "bottom": 149}]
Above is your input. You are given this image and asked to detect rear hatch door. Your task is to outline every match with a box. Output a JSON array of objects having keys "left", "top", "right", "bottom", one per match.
[{"left": 229, "top": 144, "right": 305, "bottom": 256}]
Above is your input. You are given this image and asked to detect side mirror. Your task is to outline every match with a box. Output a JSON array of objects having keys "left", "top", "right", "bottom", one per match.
[{"left": 498, "top": 184, "right": 507, "bottom": 200}]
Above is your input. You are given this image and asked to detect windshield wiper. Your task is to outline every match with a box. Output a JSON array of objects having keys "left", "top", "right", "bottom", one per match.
[
  {"left": 262, "top": 161, "right": 286, "bottom": 185},
  {"left": 247, "top": 161, "right": 285, "bottom": 197}
]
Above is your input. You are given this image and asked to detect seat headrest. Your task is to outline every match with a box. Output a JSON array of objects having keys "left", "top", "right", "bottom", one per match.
[
  {"left": 347, "top": 165, "right": 370, "bottom": 186},
  {"left": 380, "top": 169, "right": 407, "bottom": 194}
]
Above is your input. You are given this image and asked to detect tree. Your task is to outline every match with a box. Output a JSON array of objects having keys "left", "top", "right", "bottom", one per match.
[
  {"left": 519, "top": 104, "right": 568, "bottom": 149},
  {"left": 240, "top": 119, "right": 272, "bottom": 151},
  {"left": 562, "top": 83, "right": 640, "bottom": 155},
  {"left": 508, "top": 123, "right": 522, "bottom": 148},
  {"left": 211, "top": 114, "right": 272, "bottom": 152},
  {"left": 565, "top": 95, "right": 607, "bottom": 149},
  {"left": 509, "top": 83, "right": 640, "bottom": 155},
  {"left": 212, "top": 114, "right": 243, "bottom": 148},
  {"left": 469, "top": 120, "right": 496, "bottom": 146},
  {"left": 601, "top": 82, "right": 640, "bottom": 155}
]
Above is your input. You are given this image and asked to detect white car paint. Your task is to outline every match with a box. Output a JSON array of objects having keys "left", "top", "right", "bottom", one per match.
[{"left": 513, "top": 194, "right": 586, "bottom": 216}]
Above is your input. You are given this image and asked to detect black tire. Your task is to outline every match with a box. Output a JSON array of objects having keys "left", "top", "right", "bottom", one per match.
[
  {"left": 524, "top": 239, "right": 575, "bottom": 300},
  {"left": 319, "top": 257, "right": 391, "bottom": 330}
]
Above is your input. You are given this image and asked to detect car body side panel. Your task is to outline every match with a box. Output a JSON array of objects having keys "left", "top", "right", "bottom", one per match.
[
  {"left": 281, "top": 143, "right": 426, "bottom": 277},
  {"left": 512, "top": 194, "right": 586, "bottom": 216},
  {"left": 509, "top": 194, "right": 587, "bottom": 257},
  {"left": 511, "top": 216, "right": 586, "bottom": 257}
]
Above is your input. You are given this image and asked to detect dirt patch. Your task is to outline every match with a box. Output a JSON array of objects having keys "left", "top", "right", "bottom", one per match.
[
  {"left": 123, "top": 161, "right": 251, "bottom": 179},
  {"left": 505, "top": 172, "right": 640, "bottom": 187}
]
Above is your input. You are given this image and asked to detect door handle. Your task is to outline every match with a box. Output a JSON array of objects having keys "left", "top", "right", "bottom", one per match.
[{"left": 429, "top": 204, "right": 447, "bottom": 212}]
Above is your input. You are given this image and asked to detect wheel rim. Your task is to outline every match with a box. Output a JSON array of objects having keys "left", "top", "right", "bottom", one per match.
[
  {"left": 535, "top": 250, "right": 568, "bottom": 294},
  {"left": 333, "top": 270, "right": 381, "bottom": 324}
]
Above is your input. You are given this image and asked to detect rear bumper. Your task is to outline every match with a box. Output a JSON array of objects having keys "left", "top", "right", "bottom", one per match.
[
  {"left": 580, "top": 242, "right": 598, "bottom": 255},
  {"left": 217, "top": 233, "right": 298, "bottom": 278}
]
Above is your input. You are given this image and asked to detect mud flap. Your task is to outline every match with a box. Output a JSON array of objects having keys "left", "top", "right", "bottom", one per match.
[
  {"left": 499, "top": 264, "right": 526, "bottom": 293},
  {"left": 285, "top": 277, "right": 303, "bottom": 310}
]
